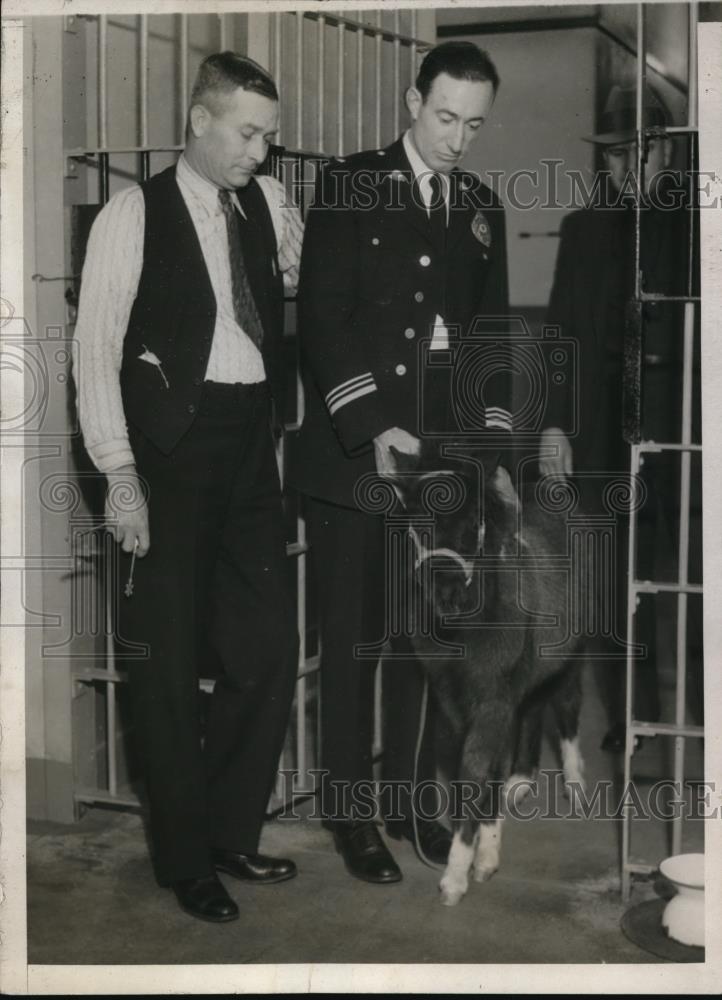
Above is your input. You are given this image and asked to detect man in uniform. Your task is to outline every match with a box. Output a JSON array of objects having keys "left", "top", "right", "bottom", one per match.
[
  {"left": 540, "top": 84, "right": 702, "bottom": 750},
  {"left": 74, "top": 53, "right": 303, "bottom": 921},
  {"left": 290, "top": 41, "right": 512, "bottom": 882}
]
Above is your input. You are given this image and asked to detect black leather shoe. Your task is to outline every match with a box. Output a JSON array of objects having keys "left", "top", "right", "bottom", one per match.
[
  {"left": 173, "top": 874, "right": 239, "bottom": 923},
  {"left": 332, "top": 821, "right": 402, "bottom": 884},
  {"left": 386, "top": 819, "right": 452, "bottom": 865},
  {"left": 211, "top": 849, "right": 297, "bottom": 884}
]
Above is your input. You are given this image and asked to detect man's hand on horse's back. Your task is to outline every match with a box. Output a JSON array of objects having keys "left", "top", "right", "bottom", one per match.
[
  {"left": 373, "top": 427, "right": 421, "bottom": 476},
  {"left": 105, "top": 464, "right": 151, "bottom": 555}
]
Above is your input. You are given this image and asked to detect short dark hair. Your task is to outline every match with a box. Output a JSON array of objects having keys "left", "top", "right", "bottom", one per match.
[
  {"left": 190, "top": 51, "right": 278, "bottom": 116},
  {"left": 415, "top": 41, "right": 500, "bottom": 100}
]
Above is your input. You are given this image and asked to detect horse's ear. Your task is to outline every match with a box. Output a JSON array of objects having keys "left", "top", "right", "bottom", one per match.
[{"left": 491, "top": 463, "right": 521, "bottom": 511}]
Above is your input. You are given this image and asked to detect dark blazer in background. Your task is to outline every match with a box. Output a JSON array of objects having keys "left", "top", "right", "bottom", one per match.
[
  {"left": 543, "top": 188, "right": 700, "bottom": 726},
  {"left": 545, "top": 195, "right": 693, "bottom": 468}
]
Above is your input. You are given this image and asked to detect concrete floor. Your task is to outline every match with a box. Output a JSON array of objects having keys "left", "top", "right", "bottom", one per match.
[{"left": 27, "top": 663, "right": 704, "bottom": 966}]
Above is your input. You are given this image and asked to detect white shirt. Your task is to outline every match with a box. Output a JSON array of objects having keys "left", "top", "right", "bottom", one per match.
[
  {"left": 74, "top": 155, "right": 304, "bottom": 473},
  {"left": 402, "top": 131, "right": 449, "bottom": 350},
  {"left": 402, "top": 130, "right": 450, "bottom": 222},
  {"left": 176, "top": 153, "right": 266, "bottom": 384}
]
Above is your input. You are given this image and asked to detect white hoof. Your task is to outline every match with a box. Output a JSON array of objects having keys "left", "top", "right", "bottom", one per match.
[
  {"left": 473, "top": 819, "right": 502, "bottom": 883},
  {"left": 439, "top": 869, "right": 468, "bottom": 906},
  {"left": 440, "top": 887, "right": 464, "bottom": 907},
  {"left": 439, "top": 830, "right": 475, "bottom": 906},
  {"left": 472, "top": 860, "right": 498, "bottom": 883}
]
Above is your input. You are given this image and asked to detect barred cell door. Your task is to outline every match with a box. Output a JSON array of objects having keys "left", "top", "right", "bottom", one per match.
[
  {"left": 47, "top": 9, "right": 434, "bottom": 817},
  {"left": 620, "top": 2, "right": 704, "bottom": 901}
]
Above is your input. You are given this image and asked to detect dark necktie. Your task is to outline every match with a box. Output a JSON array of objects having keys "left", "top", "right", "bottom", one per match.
[
  {"left": 218, "top": 188, "right": 264, "bottom": 350},
  {"left": 427, "top": 172, "right": 447, "bottom": 250}
]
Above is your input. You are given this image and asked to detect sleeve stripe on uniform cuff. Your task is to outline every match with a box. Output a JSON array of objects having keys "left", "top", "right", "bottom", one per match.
[
  {"left": 325, "top": 372, "right": 376, "bottom": 408},
  {"left": 485, "top": 406, "right": 512, "bottom": 430},
  {"left": 328, "top": 382, "right": 378, "bottom": 416}
]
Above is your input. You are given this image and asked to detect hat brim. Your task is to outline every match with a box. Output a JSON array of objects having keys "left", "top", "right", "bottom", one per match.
[{"left": 582, "top": 129, "right": 637, "bottom": 145}]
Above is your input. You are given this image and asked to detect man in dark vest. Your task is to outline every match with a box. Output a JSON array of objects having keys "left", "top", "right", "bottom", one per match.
[
  {"left": 74, "top": 53, "right": 303, "bottom": 922},
  {"left": 289, "top": 42, "right": 511, "bottom": 883},
  {"left": 540, "top": 84, "right": 702, "bottom": 751}
]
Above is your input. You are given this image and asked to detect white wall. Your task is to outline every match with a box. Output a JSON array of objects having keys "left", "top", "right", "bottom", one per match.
[
  {"left": 450, "top": 27, "right": 597, "bottom": 307},
  {"left": 24, "top": 18, "right": 80, "bottom": 821},
  {"left": 599, "top": 2, "right": 691, "bottom": 92}
]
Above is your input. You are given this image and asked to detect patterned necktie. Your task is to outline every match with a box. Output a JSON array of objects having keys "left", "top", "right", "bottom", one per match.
[
  {"left": 427, "top": 173, "right": 447, "bottom": 250},
  {"left": 218, "top": 188, "right": 264, "bottom": 350}
]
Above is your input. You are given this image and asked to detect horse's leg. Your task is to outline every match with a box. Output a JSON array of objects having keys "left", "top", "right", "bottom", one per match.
[
  {"left": 505, "top": 695, "right": 545, "bottom": 809},
  {"left": 440, "top": 704, "right": 511, "bottom": 905},
  {"left": 552, "top": 666, "right": 585, "bottom": 794},
  {"left": 473, "top": 814, "right": 503, "bottom": 883},
  {"left": 440, "top": 817, "right": 479, "bottom": 907}
]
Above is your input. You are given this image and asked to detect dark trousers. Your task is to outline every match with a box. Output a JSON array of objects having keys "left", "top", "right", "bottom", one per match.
[
  {"left": 304, "top": 496, "right": 436, "bottom": 824},
  {"left": 116, "top": 383, "right": 298, "bottom": 885}
]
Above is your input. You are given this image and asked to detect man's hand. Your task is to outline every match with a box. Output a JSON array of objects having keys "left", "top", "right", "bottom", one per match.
[
  {"left": 539, "top": 427, "right": 573, "bottom": 478},
  {"left": 373, "top": 427, "right": 421, "bottom": 476},
  {"left": 105, "top": 464, "right": 150, "bottom": 556}
]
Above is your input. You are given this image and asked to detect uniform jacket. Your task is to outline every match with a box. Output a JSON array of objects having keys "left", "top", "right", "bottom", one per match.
[
  {"left": 545, "top": 193, "right": 693, "bottom": 469},
  {"left": 289, "top": 136, "right": 511, "bottom": 508},
  {"left": 120, "top": 165, "right": 285, "bottom": 455}
]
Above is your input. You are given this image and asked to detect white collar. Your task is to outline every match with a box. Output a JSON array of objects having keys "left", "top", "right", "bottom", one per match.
[
  {"left": 402, "top": 131, "right": 449, "bottom": 196},
  {"left": 176, "top": 153, "right": 245, "bottom": 218}
]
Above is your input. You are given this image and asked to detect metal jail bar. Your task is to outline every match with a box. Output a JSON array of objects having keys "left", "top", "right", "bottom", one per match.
[
  {"left": 68, "top": 10, "right": 429, "bottom": 813},
  {"left": 272, "top": 10, "right": 429, "bottom": 154},
  {"left": 621, "top": 2, "right": 703, "bottom": 902}
]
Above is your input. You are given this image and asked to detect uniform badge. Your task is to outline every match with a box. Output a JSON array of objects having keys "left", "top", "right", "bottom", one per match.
[{"left": 471, "top": 210, "right": 492, "bottom": 247}]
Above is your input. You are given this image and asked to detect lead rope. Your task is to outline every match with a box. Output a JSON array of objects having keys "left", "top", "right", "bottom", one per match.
[{"left": 411, "top": 673, "right": 445, "bottom": 871}]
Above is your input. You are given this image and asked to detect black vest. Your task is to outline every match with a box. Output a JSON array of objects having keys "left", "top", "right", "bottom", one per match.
[{"left": 120, "top": 165, "right": 285, "bottom": 454}]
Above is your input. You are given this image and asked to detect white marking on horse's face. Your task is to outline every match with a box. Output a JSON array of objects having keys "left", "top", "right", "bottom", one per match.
[
  {"left": 473, "top": 818, "right": 502, "bottom": 883},
  {"left": 439, "top": 829, "right": 477, "bottom": 906}
]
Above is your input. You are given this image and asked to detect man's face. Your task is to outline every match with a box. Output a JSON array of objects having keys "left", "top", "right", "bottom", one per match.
[
  {"left": 603, "top": 136, "right": 671, "bottom": 195},
  {"left": 190, "top": 87, "right": 278, "bottom": 189},
  {"left": 406, "top": 72, "right": 496, "bottom": 175}
]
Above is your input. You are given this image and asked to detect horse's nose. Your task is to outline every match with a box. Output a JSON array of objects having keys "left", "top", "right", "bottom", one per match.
[{"left": 433, "top": 568, "right": 470, "bottom": 617}]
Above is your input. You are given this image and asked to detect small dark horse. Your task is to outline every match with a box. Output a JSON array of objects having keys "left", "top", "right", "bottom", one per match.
[{"left": 391, "top": 450, "right": 586, "bottom": 906}]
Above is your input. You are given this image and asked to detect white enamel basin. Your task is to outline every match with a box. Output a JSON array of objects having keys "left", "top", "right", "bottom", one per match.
[{"left": 659, "top": 853, "right": 705, "bottom": 948}]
